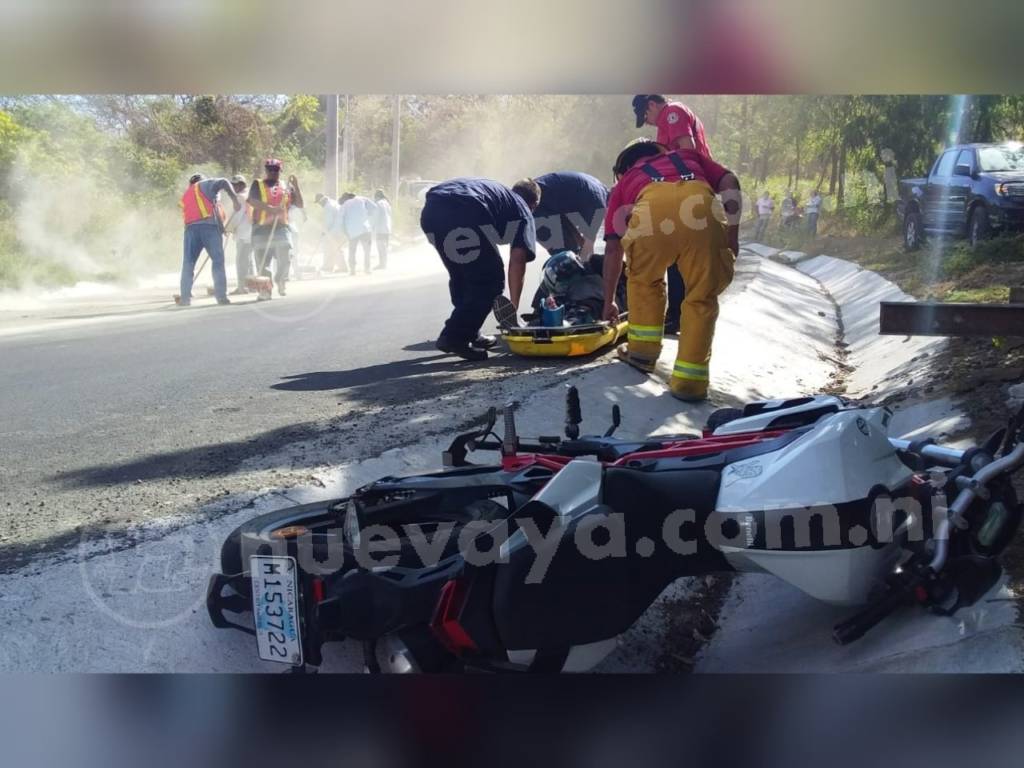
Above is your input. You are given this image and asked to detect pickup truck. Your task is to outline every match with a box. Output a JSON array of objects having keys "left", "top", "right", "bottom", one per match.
[{"left": 897, "top": 142, "right": 1024, "bottom": 250}]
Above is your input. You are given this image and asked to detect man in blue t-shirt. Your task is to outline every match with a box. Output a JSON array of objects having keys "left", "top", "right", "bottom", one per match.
[
  {"left": 530, "top": 171, "right": 608, "bottom": 261},
  {"left": 420, "top": 177, "right": 539, "bottom": 361}
]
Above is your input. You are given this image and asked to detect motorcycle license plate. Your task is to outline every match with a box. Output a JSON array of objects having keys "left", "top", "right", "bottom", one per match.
[{"left": 250, "top": 555, "right": 303, "bottom": 666}]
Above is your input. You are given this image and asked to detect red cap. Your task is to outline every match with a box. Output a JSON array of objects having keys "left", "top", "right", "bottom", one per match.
[{"left": 264, "top": 158, "right": 282, "bottom": 169}]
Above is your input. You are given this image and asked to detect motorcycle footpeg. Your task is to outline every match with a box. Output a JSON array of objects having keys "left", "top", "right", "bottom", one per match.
[
  {"left": 206, "top": 573, "right": 256, "bottom": 636},
  {"left": 832, "top": 587, "right": 910, "bottom": 645}
]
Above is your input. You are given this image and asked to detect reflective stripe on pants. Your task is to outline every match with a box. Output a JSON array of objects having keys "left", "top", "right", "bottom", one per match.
[
  {"left": 627, "top": 323, "right": 663, "bottom": 344},
  {"left": 672, "top": 359, "right": 709, "bottom": 382},
  {"left": 622, "top": 180, "right": 735, "bottom": 399}
]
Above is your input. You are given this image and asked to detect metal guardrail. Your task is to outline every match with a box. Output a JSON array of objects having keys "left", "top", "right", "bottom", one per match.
[{"left": 879, "top": 301, "right": 1024, "bottom": 337}]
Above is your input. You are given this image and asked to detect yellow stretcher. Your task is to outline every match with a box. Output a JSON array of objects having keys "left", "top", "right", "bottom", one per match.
[{"left": 502, "top": 314, "right": 629, "bottom": 357}]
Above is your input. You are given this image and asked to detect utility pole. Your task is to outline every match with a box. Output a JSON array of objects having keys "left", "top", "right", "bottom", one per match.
[
  {"left": 340, "top": 95, "right": 351, "bottom": 188},
  {"left": 391, "top": 95, "right": 401, "bottom": 202},
  {"left": 325, "top": 94, "right": 338, "bottom": 199}
]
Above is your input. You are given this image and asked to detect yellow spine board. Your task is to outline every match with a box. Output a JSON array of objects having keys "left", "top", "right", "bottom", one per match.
[{"left": 504, "top": 321, "right": 628, "bottom": 357}]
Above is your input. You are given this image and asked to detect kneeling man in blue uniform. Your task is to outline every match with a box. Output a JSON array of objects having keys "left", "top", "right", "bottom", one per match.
[{"left": 420, "top": 177, "right": 540, "bottom": 361}]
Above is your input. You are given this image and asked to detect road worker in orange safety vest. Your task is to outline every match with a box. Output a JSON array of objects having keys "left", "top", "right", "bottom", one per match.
[
  {"left": 179, "top": 172, "right": 242, "bottom": 306},
  {"left": 601, "top": 139, "right": 742, "bottom": 402},
  {"left": 247, "top": 158, "right": 304, "bottom": 297}
]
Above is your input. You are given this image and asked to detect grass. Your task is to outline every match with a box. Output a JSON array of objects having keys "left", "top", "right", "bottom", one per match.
[
  {"left": 744, "top": 201, "right": 1024, "bottom": 304},
  {"left": 943, "top": 286, "right": 1011, "bottom": 303},
  {"left": 0, "top": 248, "right": 79, "bottom": 291},
  {"left": 0, "top": 226, "right": 77, "bottom": 291}
]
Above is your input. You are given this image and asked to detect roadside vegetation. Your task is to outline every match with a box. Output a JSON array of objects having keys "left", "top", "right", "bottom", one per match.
[
  {"left": 748, "top": 194, "right": 1024, "bottom": 303},
  {"left": 4, "top": 94, "right": 1024, "bottom": 293},
  {"left": 0, "top": 95, "right": 641, "bottom": 292}
]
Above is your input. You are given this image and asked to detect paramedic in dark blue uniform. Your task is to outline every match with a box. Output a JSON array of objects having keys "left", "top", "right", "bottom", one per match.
[
  {"left": 530, "top": 171, "right": 608, "bottom": 261},
  {"left": 421, "top": 177, "right": 539, "bottom": 362}
]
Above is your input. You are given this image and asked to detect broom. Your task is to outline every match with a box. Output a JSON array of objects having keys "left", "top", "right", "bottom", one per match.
[{"left": 246, "top": 215, "right": 278, "bottom": 300}]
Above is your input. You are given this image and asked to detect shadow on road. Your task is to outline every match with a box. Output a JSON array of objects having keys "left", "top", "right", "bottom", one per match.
[
  {"left": 51, "top": 419, "right": 332, "bottom": 490},
  {"left": 51, "top": 350, "right": 572, "bottom": 492},
  {"left": 401, "top": 340, "right": 440, "bottom": 352},
  {"left": 272, "top": 349, "right": 566, "bottom": 403},
  {"left": 273, "top": 353, "right": 460, "bottom": 392}
]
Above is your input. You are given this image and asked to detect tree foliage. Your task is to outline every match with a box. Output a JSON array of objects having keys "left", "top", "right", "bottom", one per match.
[{"left": 4, "top": 93, "right": 1024, "bottom": 290}]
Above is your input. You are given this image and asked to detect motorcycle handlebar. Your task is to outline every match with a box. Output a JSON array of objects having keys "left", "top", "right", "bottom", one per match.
[
  {"left": 946, "top": 440, "right": 1024, "bottom": 534},
  {"left": 474, "top": 439, "right": 560, "bottom": 454},
  {"left": 888, "top": 438, "right": 965, "bottom": 467},
  {"left": 888, "top": 439, "right": 1024, "bottom": 572}
]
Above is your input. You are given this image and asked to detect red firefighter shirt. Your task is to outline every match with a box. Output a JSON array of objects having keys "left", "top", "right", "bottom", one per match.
[
  {"left": 603, "top": 149, "right": 731, "bottom": 240},
  {"left": 656, "top": 102, "right": 711, "bottom": 158}
]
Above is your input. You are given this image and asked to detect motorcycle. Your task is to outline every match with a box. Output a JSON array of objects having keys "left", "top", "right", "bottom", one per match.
[{"left": 207, "top": 390, "right": 1024, "bottom": 672}]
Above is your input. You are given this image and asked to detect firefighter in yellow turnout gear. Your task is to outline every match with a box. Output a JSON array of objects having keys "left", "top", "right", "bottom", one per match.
[{"left": 601, "top": 140, "right": 742, "bottom": 401}]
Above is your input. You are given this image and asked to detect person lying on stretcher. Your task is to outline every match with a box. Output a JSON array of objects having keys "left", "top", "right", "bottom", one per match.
[{"left": 494, "top": 250, "right": 627, "bottom": 328}]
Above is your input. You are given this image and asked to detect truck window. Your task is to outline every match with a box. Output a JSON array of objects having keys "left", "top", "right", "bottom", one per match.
[
  {"left": 933, "top": 150, "right": 957, "bottom": 178},
  {"left": 955, "top": 149, "right": 974, "bottom": 174},
  {"left": 978, "top": 145, "right": 1024, "bottom": 172}
]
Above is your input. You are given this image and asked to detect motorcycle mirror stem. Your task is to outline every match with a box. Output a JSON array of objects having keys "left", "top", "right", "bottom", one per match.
[
  {"left": 565, "top": 385, "right": 582, "bottom": 439},
  {"left": 501, "top": 401, "right": 519, "bottom": 455},
  {"left": 605, "top": 404, "right": 621, "bottom": 438}
]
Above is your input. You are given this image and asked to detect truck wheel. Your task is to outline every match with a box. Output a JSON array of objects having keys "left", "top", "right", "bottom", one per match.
[
  {"left": 903, "top": 210, "right": 922, "bottom": 252},
  {"left": 969, "top": 206, "right": 990, "bottom": 248}
]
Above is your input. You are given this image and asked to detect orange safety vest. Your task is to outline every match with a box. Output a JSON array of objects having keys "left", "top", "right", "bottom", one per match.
[
  {"left": 180, "top": 182, "right": 218, "bottom": 226},
  {"left": 255, "top": 179, "right": 290, "bottom": 226}
]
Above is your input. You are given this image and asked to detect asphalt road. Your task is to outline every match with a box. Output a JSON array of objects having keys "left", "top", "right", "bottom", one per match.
[{"left": 0, "top": 246, "right": 554, "bottom": 570}]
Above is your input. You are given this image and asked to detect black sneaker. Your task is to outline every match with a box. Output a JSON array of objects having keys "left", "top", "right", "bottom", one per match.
[
  {"left": 217, "top": 297, "right": 232, "bottom": 305},
  {"left": 492, "top": 295, "right": 520, "bottom": 329},
  {"left": 470, "top": 334, "right": 498, "bottom": 350},
  {"left": 436, "top": 337, "right": 488, "bottom": 362}
]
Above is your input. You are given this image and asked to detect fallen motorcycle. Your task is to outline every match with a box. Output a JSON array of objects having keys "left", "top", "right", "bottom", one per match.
[{"left": 207, "top": 391, "right": 1024, "bottom": 672}]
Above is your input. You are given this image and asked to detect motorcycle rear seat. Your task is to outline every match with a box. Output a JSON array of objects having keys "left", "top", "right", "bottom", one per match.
[
  {"left": 602, "top": 466, "right": 722, "bottom": 522},
  {"left": 492, "top": 465, "right": 728, "bottom": 650}
]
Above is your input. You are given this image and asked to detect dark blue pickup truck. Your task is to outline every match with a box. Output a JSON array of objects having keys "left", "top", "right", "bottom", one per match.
[{"left": 897, "top": 142, "right": 1024, "bottom": 250}]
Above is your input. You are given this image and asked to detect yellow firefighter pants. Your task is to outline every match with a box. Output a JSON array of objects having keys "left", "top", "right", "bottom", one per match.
[{"left": 623, "top": 180, "right": 735, "bottom": 400}]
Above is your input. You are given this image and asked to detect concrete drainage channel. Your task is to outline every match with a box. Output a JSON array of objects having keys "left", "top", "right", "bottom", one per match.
[
  {"left": 697, "top": 245, "right": 1024, "bottom": 673},
  {"left": 0, "top": 247, "right": 1019, "bottom": 672}
]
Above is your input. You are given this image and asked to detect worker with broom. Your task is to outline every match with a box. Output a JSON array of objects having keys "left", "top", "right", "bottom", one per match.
[
  {"left": 179, "top": 172, "right": 241, "bottom": 306},
  {"left": 248, "top": 158, "right": 304, "bottom": 297},
  {"left": 226, "top": 174, "right": 254, "bottom": 294}
]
